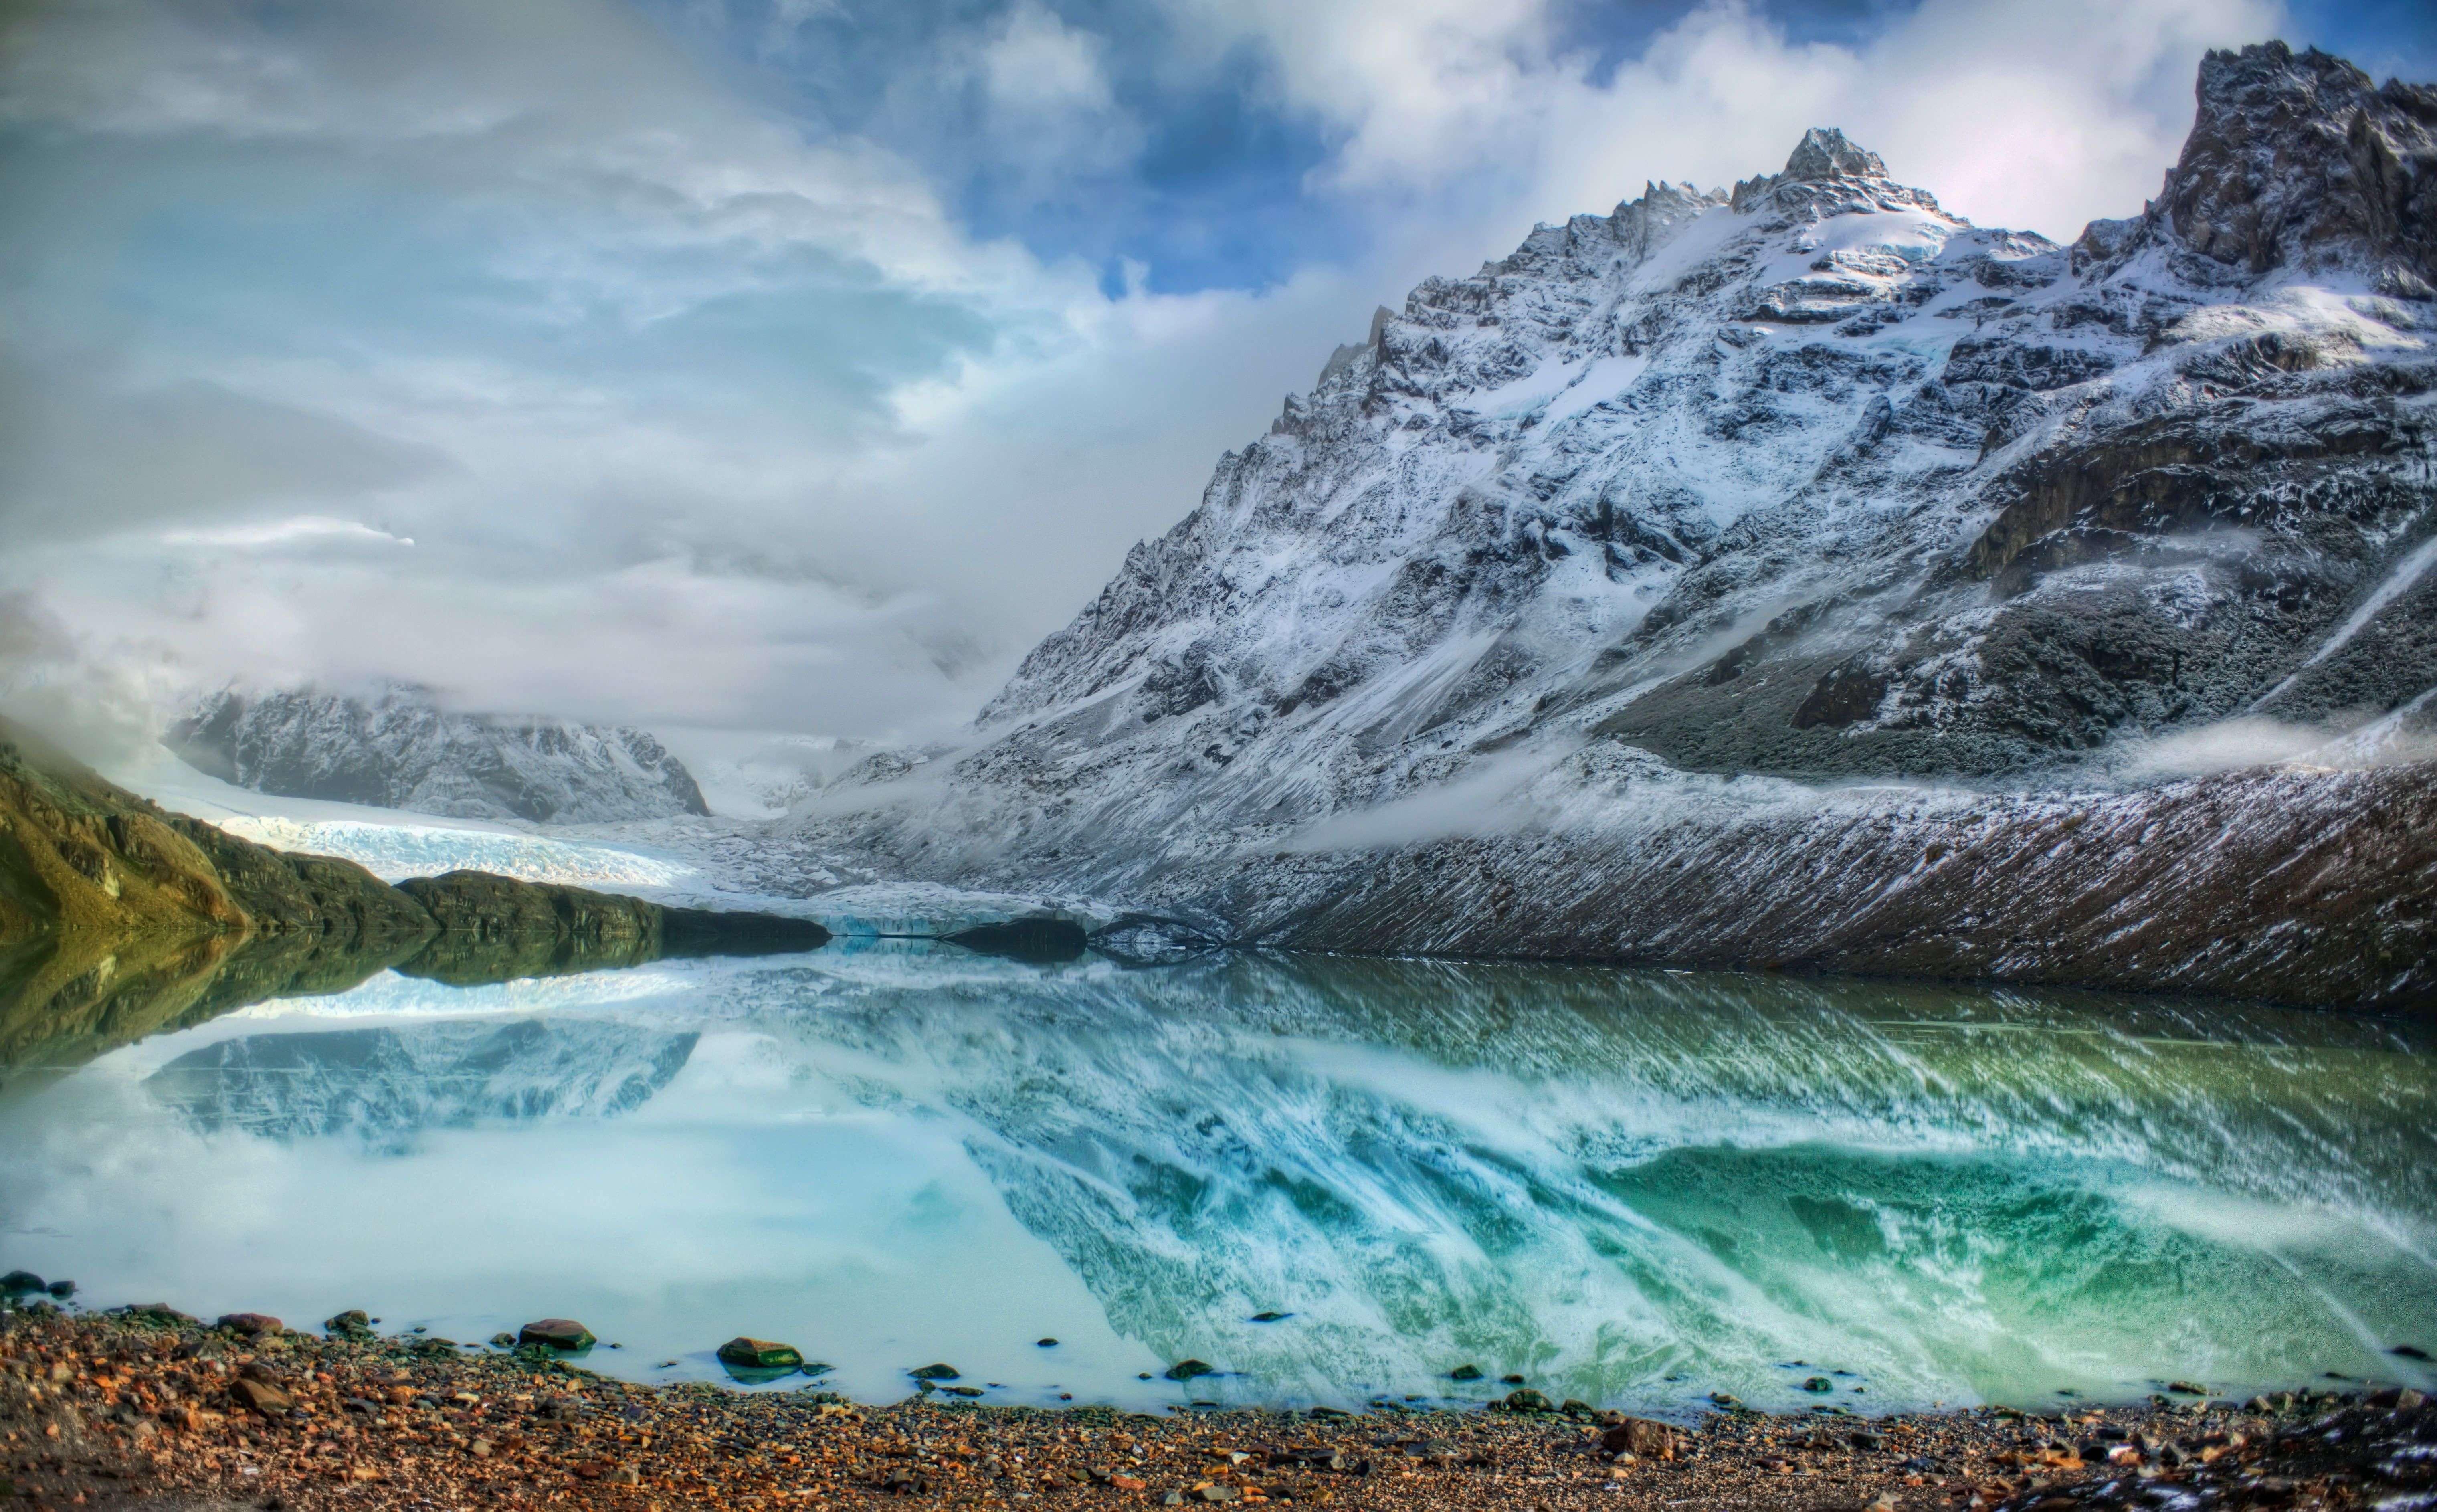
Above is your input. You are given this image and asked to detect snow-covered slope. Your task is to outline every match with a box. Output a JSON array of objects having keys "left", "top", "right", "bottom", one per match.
[
  {"left": 795, "top": 45, "right": 2437, "bottom": 1008},
  {"left": 165, "top": 685, "right": 711, "bottom": 825}
]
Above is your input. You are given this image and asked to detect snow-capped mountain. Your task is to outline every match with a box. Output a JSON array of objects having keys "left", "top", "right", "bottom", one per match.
[
  {"left": 983, "top": 47, "right": 2433, "bottom": 788},
  {"left": 788, "top": 44, "right": 2437, "bottom": 1011},
  {"left": 165, "top": 685, "right": 711, "bottom": 825}
]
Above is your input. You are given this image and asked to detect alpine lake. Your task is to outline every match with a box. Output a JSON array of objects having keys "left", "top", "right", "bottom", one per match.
[{"left": 3, "top": 936, "right": 2432, "bottom": 1418}]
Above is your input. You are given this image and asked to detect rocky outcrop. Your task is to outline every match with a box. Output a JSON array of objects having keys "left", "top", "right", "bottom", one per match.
[
  {"left": 166, "top": 685, "right": 711, "bottom": 824},
  {"left": 2088, "top": 42, "right": 2437, "bottom": 295},
  {"left": 0, "top": 716, "right": 826, "bottom": 1077}
]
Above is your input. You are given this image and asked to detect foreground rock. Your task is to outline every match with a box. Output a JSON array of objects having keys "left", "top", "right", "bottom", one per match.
[
  {"left": 0, "top": 716, "right": 827, "bottom": 1079},
  {"left": 516, "top": 1320, "right": 596, "bottom": 1352},
  {"left": 717, "top": 1338, "right": 805, "bottom": 1370},
  {"left": 1, "top": 1306, "right": 2427, "bottom": 1512}
]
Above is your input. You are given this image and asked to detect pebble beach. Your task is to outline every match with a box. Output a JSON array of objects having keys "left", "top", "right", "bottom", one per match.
[{"left": 4, "top": 1296, "right": 2431, "bottom": 1512}]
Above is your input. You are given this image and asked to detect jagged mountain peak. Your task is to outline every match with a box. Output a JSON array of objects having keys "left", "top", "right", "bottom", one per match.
[
  {"left": 2084, "top": 40, "right": 2437, "bottom": 296},
  {"left": 1782, "top": 127, "right": 1888, "bottom": 184}
]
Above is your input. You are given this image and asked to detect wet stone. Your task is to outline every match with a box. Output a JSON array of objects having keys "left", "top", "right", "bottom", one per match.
[
  {"left": 517, "top": 1318, "right": 596, "bottom": 1350},
  {"left": 1166, "top": 1359, "right": 1216, "bottom": 1381},
  {"left": 714, "top": 1337, "right": 804, "bottom": 1370},
  {"left": 217, "top": 1312, "right": 281, "bottom": 1336},
  {"left": 909, "top": 1362, "right": 962, "bottom": 1381},
  {"left": 123, "top": 1303, "right": 196, "bottom": 1325}
]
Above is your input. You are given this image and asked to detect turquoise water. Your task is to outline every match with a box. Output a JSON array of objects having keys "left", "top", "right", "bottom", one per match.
[{"left": 2, "top": 945, "right": 2431, "bottom": 1415}]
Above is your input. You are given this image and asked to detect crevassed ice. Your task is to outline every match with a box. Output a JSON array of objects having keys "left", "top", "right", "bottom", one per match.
[{"left": 220, "top": 817, "right": 696, "bottom": 889}]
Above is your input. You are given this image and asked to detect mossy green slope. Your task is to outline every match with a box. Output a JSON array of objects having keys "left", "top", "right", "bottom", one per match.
[{"left": 0, "top": 715, "right": 826, "bottom": 1079}]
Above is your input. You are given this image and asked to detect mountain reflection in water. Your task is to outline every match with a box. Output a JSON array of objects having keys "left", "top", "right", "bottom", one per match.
[
  {"left": 148, "top": 1020, "right": 701, "bottom": 1145},
  {"left": 1, "top": 945, "right": 2430, "bottom": 1413}
]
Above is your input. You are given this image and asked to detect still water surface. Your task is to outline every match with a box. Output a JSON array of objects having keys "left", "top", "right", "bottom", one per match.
[{"left": 3, "top": 946, "right": 2432, "bottom": 1415}]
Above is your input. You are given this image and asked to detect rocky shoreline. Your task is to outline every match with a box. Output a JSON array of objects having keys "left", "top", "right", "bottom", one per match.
[{"left": 2, "top": 1298, "right": 2429, "bottom": 1512}]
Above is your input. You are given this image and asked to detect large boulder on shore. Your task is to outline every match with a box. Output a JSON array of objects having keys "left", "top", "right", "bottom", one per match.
[
  {"left": 716, "top": 1338, "right": 804, "bottom": 1369},
  {"left": 517, "top": 1319, "right": 595, "bottom": 1350}
]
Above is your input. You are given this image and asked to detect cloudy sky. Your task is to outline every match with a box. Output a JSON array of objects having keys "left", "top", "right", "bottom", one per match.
[{"left": 2, "top": 0, "right": 2431, "bottom": 757}]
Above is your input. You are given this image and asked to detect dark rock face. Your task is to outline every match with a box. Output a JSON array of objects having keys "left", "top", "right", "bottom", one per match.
[
  {"left": 1781, "top": 127, "right": 1885, "bottom": 183},
  {"left": 2139, "top": 43, "right": 2437, "bottom": 295},
  {"left": 1255, "top": 756, "right": 2437, "bottom": 1014},
  {"left": 165, "top": 686, "right": 711, "bottom": 823},
  {"left": 942, "top": 917, "right": 1088, "bottom": 963}
]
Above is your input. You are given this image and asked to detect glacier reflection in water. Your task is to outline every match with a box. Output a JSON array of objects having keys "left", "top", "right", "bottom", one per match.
[{"left": 1, "top": 946, "right": 2432, "bottom": 1413}]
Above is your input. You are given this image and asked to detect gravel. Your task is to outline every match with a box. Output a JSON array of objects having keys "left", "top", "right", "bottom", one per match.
[{"left": 5, "top": 1309, "right": 2429, "bottom": 1512}]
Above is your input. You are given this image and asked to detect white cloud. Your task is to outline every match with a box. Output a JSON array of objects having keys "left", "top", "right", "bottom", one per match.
[
  {"left": 911, "top": 0, "right": 1148, "bottom": 206},
  {"left": 1166, "top": 0, "right": 1555, "bottom": 191},
  {"left": 1180, "top": 0, "right": 2286, "bottom": 242},
  {"left": 0, "top": 0, "right": 1241, "bottom": 748},
  {"left": 982, "top": 1, "right": 1117, "bottom": 113},
  {"left": 0, "top": 0, "right": 2309, "bottom": 766}
]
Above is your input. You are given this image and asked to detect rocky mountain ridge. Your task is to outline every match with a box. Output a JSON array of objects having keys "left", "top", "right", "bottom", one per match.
[
  {"left": 784, "top": 42, "right": 2437, "bottom": 1011},
  {"left": 166, "top": 685, "right": 711, "bottom": 825}
]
